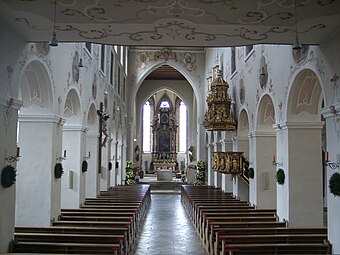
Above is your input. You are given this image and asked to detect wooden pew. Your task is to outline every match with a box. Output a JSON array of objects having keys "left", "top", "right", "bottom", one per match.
[
  {"left": 220, "top": 241, "right": 331, "bottom": 255},
  {"left": 12, "top": 184, "right": 151, "bottom": 255},
  {"left": 214, "top": 227, "right": 328, "bottom": 255}
]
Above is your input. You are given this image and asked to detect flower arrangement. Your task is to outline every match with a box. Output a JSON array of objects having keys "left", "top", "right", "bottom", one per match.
[
  {"left": 195, "top": 172, "right": 204, "bottom": 181},
  {"left": 197, "top": 160, "right": 206, "bottom": 170},
  {"left": 126, "top": 179, "right": 136, "bottom": 185},
  {"left": 126, "top": 171, "right": 135, "bottom": 179},
  {"left": 125, "top": 161, "right": 135, "bottom": 169},
  {"left": 194, "top": 180, "right": 203, "bottom": 186}
]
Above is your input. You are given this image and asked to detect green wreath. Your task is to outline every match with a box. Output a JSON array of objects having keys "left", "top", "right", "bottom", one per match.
[
  {"left": 329, "top": 172, "right": 340, "bottom": 197},
  {"left": 1, "top": 165, "right": 17, "bottom": 188},
  {"left": 248, "top": 167, "right": 254, "bottom": 179},
  {"left": 276, "top": 168, "right": 285, "bottom": 185},
  {"left": 108, "top": 162, "right": 112, "bottom": 171},
  {"left": 54, "top": 163, "right": 64, "bottom": 179},
  {"left": 82, "top": 160, "right": 88, "bottom": 173}
]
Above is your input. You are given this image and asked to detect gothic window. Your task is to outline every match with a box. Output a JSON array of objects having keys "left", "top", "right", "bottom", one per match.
[
  {"left": 179, "top": 101, "right": 187, "bottom": 152},
  {"left": 143, "top": 101, "right": 151, "bottom": 152}
]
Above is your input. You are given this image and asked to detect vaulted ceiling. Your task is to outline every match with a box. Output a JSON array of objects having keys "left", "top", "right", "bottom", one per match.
[{"left": 0, "top": 0, "right": 339, "bottom": 47}]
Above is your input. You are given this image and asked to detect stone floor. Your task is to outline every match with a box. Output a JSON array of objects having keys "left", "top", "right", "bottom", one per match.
[{"left": 134, "top": 194, "right": 208, "bottom": 255}]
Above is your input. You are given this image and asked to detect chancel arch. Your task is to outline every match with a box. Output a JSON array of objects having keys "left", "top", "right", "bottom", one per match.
[
  {"left": 277, "top": 68, "right": 325, "bottom": 227},
  {"left": 128, "top": 51, "right": 204, "bottom": 164},
  {"left": 252, "top": 94, "right": 277, "bottom": 209}
]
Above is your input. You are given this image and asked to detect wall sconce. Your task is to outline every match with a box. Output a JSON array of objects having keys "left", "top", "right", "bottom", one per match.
[
  {"left": 49, "top": 0, "right": 58, "bottom": 47},
  {"left": 83, "top": 151, "right": 91, "bottom": 160},
  {"left": 5, "top": 147, "right": 20, "bottom": 163},
  {"left": 324, "top": 151, "right": 339, "bottom": 169},
  {"left": 57, "top": 150, "right": 67, "bottom": 162},
  {"left": 272, "top": 155, "right": 283, "bottom": 167}
]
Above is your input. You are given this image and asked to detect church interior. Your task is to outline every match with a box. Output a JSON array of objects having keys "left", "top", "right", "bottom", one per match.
[{"left": 0, "top": 0, "right": 340, "bottom": 254}]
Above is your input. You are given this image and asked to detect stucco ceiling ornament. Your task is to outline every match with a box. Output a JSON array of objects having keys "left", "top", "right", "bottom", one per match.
[{"left": 203, "top": 65, "right": 236, "bottom": 131}]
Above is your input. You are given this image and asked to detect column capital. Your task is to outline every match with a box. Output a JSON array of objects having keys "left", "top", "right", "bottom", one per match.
[
  {"left": 249, "top": 130, "right": 275, "bottom": 137},
  {"left": 0, "top": 95, "right": 23, "bottom": 110},
  {"left": 321, "top": 102, "right": 340, "bottom": 118},
  {"left": 63, "top": 124, "right": 88, "bottom": 132},
  {"left": 19, "top": 114, "right": 66, "bottom": 125},
  {"left": 273, "top": 121, "right": 324, "bottom": 132}
]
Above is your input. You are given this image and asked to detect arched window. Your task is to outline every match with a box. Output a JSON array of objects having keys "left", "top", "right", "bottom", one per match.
[
  {"left": 143, "top": 101, "right": 151, "bottom": 152},
  {"left": 179, "top": 101, "right": 187, "bottom": 152}
]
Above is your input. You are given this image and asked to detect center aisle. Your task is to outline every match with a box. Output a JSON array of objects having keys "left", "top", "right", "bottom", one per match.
[{"left": 135, "top": 194, "right": 208, "bottom": 255}]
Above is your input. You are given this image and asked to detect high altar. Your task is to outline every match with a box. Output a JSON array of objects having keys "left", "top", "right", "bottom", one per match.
[{"left": 151, "top": 107, "right": 178, "bottom": 175}]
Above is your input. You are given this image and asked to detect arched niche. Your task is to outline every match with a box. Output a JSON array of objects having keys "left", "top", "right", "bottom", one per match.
[
  {"left": 256, "top": 94, "right": 275, "bottom": 132},
  {"left": 63, "top": 88, "right": 81, "bottom": 124},
  {"left": 238, "top": 109, "right": 250, "bottom": 138},
  {"left": 287, "top": 69, "right": 323, "bottom": 122},
  {"left": 87, "top": 103, "right": 97, "bottom": 132},
  {"left": 19, "top": 60, "right": 54, "bottom": 114}
]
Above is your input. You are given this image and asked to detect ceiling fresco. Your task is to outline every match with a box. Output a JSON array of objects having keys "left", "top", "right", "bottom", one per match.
[{"left": 0, "top": 0, "right": 339, "bottom": 46}]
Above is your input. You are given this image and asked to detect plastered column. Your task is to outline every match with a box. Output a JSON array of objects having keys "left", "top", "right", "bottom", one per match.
[
  {"left": 207, "top": 133, "right": 214, "bottom": 186},
  {"left": 233, "top": 136, "right": 249, "bottom": 201},
  {"left": 221, "top": 131, "right": 233, "bottom": 192},
  {"left": 322, "top": 104, "right": 340, "bottom": 253},
  {"left": 85, "top": 132, "right": 100, "bottom": 198},
  {"left": 100, "top": 139, "right": 111, "bottom": 191},
  {"left": 16, "top": 114, "right": 64, "bottom": 226},
  {"left": 61, "top": 125, "right": 87, "bottom": 208},
  {"left": 0, "top": 98, "right": 21, "bottom": 252},
  {"left": 213, "top": 134, "right": 222, "bottom": 188},
  {"left": 251, "top": 131, "right": 276, "bottom": 209},
  {"left": 276, "top": 122, "right": 324, "bottom": 227}
]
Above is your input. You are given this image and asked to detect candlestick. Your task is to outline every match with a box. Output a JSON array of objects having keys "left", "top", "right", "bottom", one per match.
[
  {"left": 88, "top": 151, "right": 91, "bottom": 157},
  {"left": 64, "top": 150, "right": 67, "bottom": 157}
]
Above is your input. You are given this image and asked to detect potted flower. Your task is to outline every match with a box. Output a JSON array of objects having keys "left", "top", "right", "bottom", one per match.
[
  {"left": 125, "top": 161, "right": 136, "bottom": 185},
  {"left": 195, "top": 160, "right": 206, "bottom": 185}
]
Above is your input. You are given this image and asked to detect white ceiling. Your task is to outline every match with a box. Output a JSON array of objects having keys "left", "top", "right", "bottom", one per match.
[{"left": 0, "top": 0, "right": 339, "bottom": 47}]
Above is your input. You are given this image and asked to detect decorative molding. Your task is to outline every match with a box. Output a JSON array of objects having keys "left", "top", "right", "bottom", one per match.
[
  {"left": 321, "top": 102, "right": 340, "bottom": 118},
  {"left": 273, "top": 121, "right": 324, "bottom": 131},
  {"left": 18, "top": 114, "right": 66, "bottom": 125},
  {"left": 63, "top": 125, "right": 88, "bottom": 132},
  {"left": 249, "top": 130, "right": 276, "bottom": 137}
]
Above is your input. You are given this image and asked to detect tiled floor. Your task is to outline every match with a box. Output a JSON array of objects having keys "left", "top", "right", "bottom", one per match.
[{"left": 135, "top": 194, "right": 208, "bottom": 255}]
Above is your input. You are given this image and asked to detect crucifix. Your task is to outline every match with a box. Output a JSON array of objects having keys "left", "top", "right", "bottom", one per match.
[{"left": 97, "top": 101, "right": 109, "bottom": 174}]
